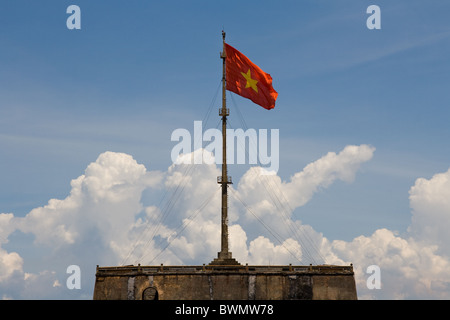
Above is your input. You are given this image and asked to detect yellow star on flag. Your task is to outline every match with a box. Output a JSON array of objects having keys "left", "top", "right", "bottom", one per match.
[{"left": 240, "top": 69, "right": 258, "bottom": 93}]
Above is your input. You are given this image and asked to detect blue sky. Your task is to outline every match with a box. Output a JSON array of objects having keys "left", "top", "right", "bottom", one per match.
[{"left": 1, "top": 0, "right": 450, "bottom": 299}]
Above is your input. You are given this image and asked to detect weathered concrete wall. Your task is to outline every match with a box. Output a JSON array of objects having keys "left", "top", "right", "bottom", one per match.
[
  {"left": 93, "top": 265, "right": 357, "bottom": 300},
  {"left": 312, "top": 275, "right": 357, "bottom": 300}
]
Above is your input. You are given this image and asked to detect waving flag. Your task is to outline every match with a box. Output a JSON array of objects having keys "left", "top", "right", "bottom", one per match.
[{"left": 225, "top": 43, "right": 278, "bottom": 110}]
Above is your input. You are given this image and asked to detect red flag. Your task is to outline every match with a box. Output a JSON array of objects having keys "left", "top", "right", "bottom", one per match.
[{"left": 225, "top": 43, "right": 278, "bottom": 110}]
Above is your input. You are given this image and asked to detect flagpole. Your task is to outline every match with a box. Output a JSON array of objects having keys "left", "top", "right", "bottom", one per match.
[
  {"left": 211, "top": 31, "right": 239, "bottom": 265},
  {"left": 219, "top": 30, "right": 231, "bottom": 261}
]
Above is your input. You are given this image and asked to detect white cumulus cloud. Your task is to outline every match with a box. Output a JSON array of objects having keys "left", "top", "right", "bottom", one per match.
[
  {"left": 2, "top": 144, "right": 450, "bottom": 299},
  {"left": 328, "top": 168, "right": 450, "bottom": 299}
]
